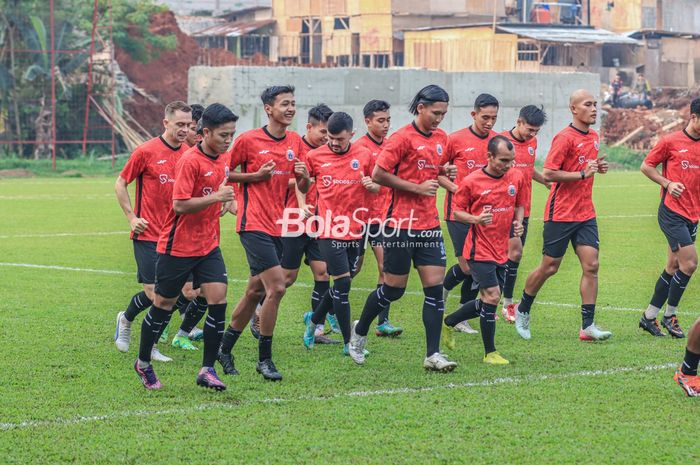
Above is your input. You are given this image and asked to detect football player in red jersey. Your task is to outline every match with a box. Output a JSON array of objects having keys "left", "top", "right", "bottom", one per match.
[
  {"left": 513, "top": 90, "right": 612, "bottom": 342},
  {"left": 114, "top": 101, "right": 191, "bottom": 362},
  {"left": 500, "top": 106, "right": 550, "bottom": 323},
  {"left": 353, "top": 99, "right": 404, "bottom": 337},
  {"left": 300, "top": 112, "right": 380, "bottom": 355},
  {"left": 443, "top": 135, "right": 525, "bottom": 365},
  {"left": 440, "top": 94, "right": 499, "bottom": 335},
  {"left": 219, "top": 86, "right": 310, "bottom": 382},
  {"left": 133, "top": 103, "right": 237, "bottom": 391},
  {"left": 674, "top": 318, "right": 700, "bottom": 397},
  {"left": 348, "top": 85, "right": 458, "bottom": 372},
  {"left": 639, "top": 98, "right": 700, "bottom": 339}
]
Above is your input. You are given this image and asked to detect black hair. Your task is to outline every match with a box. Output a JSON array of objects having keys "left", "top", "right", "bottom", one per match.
[
  {"left": 261, "top": 85, "right": 295, "bottom": 106},
  {"left": 474, "top": 93, "right": 499, "bottom": 111},
  {"left": 488, "top": 135, "right": 513, "bottom": 155},
  {"left": 518, "top": 105, "right": 547, "bottom": 127},
  {"left": 327, "top": 112, "right": 353, "bottom": 134},
  {"left": 189, "top": 103, "right": 204, "bottom": 122},
  {"left": 691, "top": 98, "right": 700, "bottom": 117},
  {"left": 308, "top": 103, "right": 333, "bottom": 124},
  {"left": 200, "top": 103, "right": 238, "bottom": 130},
  {"left": 409, "top": 85, "right": 449, "bottom": 115},
  {"left": 363, "top": 99, "right": 391, "bottom": 118}
]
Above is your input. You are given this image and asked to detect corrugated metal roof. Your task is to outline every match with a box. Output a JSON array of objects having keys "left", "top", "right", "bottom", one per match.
[
  {"left": 497, "top": 25, "right": 639, "bottom": 44},
  {"left": 194, "top": 18, "right": 275, "bottom": 37}
]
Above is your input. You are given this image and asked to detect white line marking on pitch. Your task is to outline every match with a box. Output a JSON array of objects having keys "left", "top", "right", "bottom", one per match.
[
  {"left": 0, "top": 262, "right": 694, "bottom": 316},
  {"left": 0, "top": 362, "right": 676, "bottom": 431},
  {"left": 0, "top": 231, "right": 125, "bottom": 239}
]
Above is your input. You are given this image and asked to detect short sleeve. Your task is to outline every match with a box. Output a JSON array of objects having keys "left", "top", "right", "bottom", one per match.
[
  {"left": 515, "top": 171, "right": 527, "bottom": 209},
  {"left": 644, "top": 137, "right": 669, "bottom": 167},
  {"left": 120, "top": 148, "right": 147, "bottom": 183},
  {"left": 376, "top": 132, "right": 405, "bottom": 173},
  {"left": 229, "top": 136, "right": 247, "bottom": 170},
  {"left": 543, "top": 133, "right": 570, "bottom": 171},
  {"left": 172, "top": 158, "right": 197, "bottom": 201},
  {"left": 454, "top": 178, "right": 472, "bottom": 214}
]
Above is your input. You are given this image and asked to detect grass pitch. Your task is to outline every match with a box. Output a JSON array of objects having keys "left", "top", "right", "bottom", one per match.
[{"left": 0, "top": 172, "right": 697, "bottom": 464}]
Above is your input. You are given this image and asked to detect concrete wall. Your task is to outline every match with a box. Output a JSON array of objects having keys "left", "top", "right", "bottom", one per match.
[{"left": 188, "top": 66, "right": 600, "bottom": 156}]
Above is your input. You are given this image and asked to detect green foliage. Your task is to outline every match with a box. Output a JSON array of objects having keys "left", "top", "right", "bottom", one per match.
[
  {"left": 109, "top": 0, "right": 176, "bottom": 63},
  {"left": 601, "top": 144, "right": 646, "bottom": 170}
]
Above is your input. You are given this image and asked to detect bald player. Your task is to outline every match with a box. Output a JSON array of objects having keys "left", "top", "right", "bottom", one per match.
[{"left": 513, "top": 90, "right": 613, "bottom": 342}]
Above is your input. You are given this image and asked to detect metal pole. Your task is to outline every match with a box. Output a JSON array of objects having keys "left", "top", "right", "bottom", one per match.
[
  {"left": 82, "top": 0, "right": 99, "bottom": 155},
  {"left": 50, "top": 0, "right": 57, "bottom": 170}
]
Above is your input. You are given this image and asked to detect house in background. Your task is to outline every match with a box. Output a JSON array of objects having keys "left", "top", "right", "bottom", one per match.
[{"left": 628, "top": 30, "right": 700, "bottom": 88}]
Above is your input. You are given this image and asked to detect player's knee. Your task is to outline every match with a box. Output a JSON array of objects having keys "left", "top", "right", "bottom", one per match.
[
  {"left": 542, "top": 261, "right": 560, "bottom": 277},
  {"left": 207, "top": 296, "right": 227, "bottom": 306},
  {"left": 333, "top": 276, "right": 352, "bottom": 294},
  {"left": 382, "top": 284, "right": 406, "bottom": 302},
  {"left": 481, "top": 287, "right": 501, "bottom": 305},
  {"left": 246, "top": 286, "right": 265, "bottom": 302},
  {"left": 183, "top": 287, "right": 198, "bottom": 301},
  {"left": 266, "top": 281, "right": 287, "bottom": 300},
  {"left": 509, "top": 249, "right": 523, "bottom": 262},
  {"left": 143, "top": 286, "right": 156, "bottom": 301},
  {"left": 681, "top": 257, "right": 698, "bottom": 275},
  {"left": 583, "top": 259, "right": 599, "bottom": 275}
]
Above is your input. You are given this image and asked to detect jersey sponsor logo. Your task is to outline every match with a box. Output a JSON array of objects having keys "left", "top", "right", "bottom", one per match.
[
  {"left": 156, "top": 159, "right": 167, "bottom": 165},
  {"left": 436, "top": 143, "right": 443, "bottom": 156},
  {"left": 480, "top": 189, "right": 492, "bottom": 196},
  {"left": 158, "top": 173, "right": 172, "bottom": 184},
  {"left": 508, "top": 184, "right": 516, "bottom": 196},
  {"left": 203, "top": 187, "right": 213, "bottom": 196},
  {"left": 467, "top": 160, "right": 476, "bottom": 169},
  {"left": 528, "top": 147, "right": 535, "bottom": 156},
  {"left": 678, "top": 149, "right": 689, "bottom": 153},
  {"left": 204, "top": 171, "right": 214, "bottom": 177},
  {"left": 321, "top": 162, "right": 332, "bottom": 167},
  {"left": 417, "top": 159, "right": 426, "bottom": 169},
  {"left": 320, "top": 174, "right": 361, "bottom": 187},
  {"left": 417, "top": 159, "right": 439, "bottom": 170},
  {"left": 321, "top": 175, "right": 333, "bottom": 187},
  {"left": 350, "top": 159, "right": 360, "bottom": 170},
  {"left": 578, "top": 156, "right": 586, "bottom": 164},
  {"left": 271, "top": 169, "right": 291, "bottom": 175},
  {"left": 681, "top": 160, "right": 700, "bottom": 169},
  {"left": 286, "top": 149, "right": 295, "bottom": 161}
]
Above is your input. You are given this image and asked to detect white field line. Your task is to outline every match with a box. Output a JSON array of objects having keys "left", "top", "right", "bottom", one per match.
[
  {"left": 0, "top": 262, "right": 694, "bottom": 316},
  {"left": 0, "top": 194, "right": 113, "bottom": 200},
  {"left": 0, "top": 362, "right": 676, "bottom": 432}
]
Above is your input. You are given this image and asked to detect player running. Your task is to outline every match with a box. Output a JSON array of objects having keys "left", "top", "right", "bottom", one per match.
[
  {"left": 348, "top": 84, "right": 458, "bottom": 372},
  {"left": 675, "top": 318, "right": 700, "bottom": 397},
  {"left": 218, "top": 85, "right": 310, "bottom": 381},
  {"left": 500, "top": 105, "right": 550, "bottom": 322},
  {"left": 114, "top": 101, "right": 191, "bottom": 362},
  {"left": 133, "top": 103, "right": 237, "bottom": 391},
  {"left": 513, "top": 89, "right": 612, "bottom": 342},
  {"left": 442, "top": 135, "right": 525, "bottom": 364},
  {"left": 301, "top": 112, "right": 379, "bottom": 355},
  {"left": 639, "top": 98, "right": 699, "bottom": 337},
  {"left": 440, "top": 93, "right": 499, "bottom": 334},
  {"left": 353, "top": 99, "right": 403, "bottom": 337}
]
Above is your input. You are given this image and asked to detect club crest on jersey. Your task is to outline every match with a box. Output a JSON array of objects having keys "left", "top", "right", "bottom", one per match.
[
  {"left": 350, "top": 159, "right": 360, "bottom": 170},
  {"left": 594, "top": 140, "right": 600, "bottom": 151},
  {"left": 224, "top": 166, "right": 230, "bottom": 178},
  {"left": 436, "top": 143, "right": 443, "bottom": 156},
  {"left": 286, "top": 149, "right": 295, "bottom": 161},
  {"left": 508, "top": 184, "right": 516, "bottom": 196},
  {"left": 322, "top": 175, "right": 333, "bottom": 187},
  {"left": 417, "top": 160, "right": 426, "bottom": 169},
  {"left": 528, "top": 147, "right": 535, "bottom": 156},
  {"left": 578, "top": 155, "right": 585, "bottom": 164}
]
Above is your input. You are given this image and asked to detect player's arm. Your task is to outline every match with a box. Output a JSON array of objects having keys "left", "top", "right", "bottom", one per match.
[
  {"left": 293, "top": 157, "right": 310, "bottom": 193},
  {"left": 437, "top": 175, "right": 458, "bottom": 193},
  {"left": 453, "top": 209, "right": 493, "bottom": 225},
  {"left": 115, "top": 176, "right": 149, "bottom": 234},
  {"left": 641, "top": 160, "right": 685, "bottom": 198},
  {"left": 174, "top": 179, "right": 234, "bottom": 215},
  {"left": 229, "top": 161, "right": 276, "bottom": 184},
  {"left": 543, "top": 163, "right": 598, "bottom": 183},
  {"left": 452, "top": 182, "right": 492, "bottom": 225},
  {"left": 372, "top": 165, "right": 438, "bottom": 196},
  {"left": 532, "top": 169, "right": 551, "bottom": 188}
]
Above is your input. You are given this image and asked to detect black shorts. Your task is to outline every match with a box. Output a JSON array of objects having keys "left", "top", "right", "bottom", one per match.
[
  {"left": 467, "top": 260, "right": 507, "bottom": 290},
  {"left": 318, "top": 238, "right": 363, "bottom": 277},
  {"left": 382, "top": 227, "right": 447, "bottom": 275},
  {"left": 240, "top": 231, "right": 284, "bottom": 276},
  {"left": 154, "top": 247, "right": 227, "bottom": 299},
  {"left": 658, "top": 202, "right": 698, "bottom": 252},
  {"left": 280, "top": 234, "right": 323, "bottom": 270},
  {"left": 364, "top": 222, "right": 384, "bottom": 249},
  {"left": 133, "top": 240, "right": 157, "bottom": 285},
  {"left": 509, "top": 217, "right": 530, "bottom": 246},
  {"left": 446, "top": 220, "right": 469, "bottom": 257},
  {"left": 542, "top": 219, "right": 599, "bottom": 258}
]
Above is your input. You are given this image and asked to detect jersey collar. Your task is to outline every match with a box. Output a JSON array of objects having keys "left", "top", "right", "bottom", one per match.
[
  {"left": 683, "top": 129, "right": 700, "bottom": 142},
  {"left": 262, "top": 125, "right": 287, "bottom": 142},
  {"left": 469, "top": 125, "right": 490, "bottom": 140},
  {"left": 302, "top": 136, "right": 317, "bottom": 149},
  {"left": 482, "top": 167, "right": 504, "bottom": 179},
  {"left": 412, "top": 121, "right": 432, "bottom": 138},
  {"left": 509, "top": 128, "right": 526, "bottom": 143},
  {"left": 159, "top": 135, "right": 181, "bottom": 151},
  {"left": 365, "top": 133, "right": 384, "bottom": 146},
  {"left": 568, "top": 123, "right": 590, "bottom": 135},
  {"left": 196, "top": 142, "right": 219, "bottom": 160},
  {"left": 328, "top": 142, "right": 352, "bottom": 155}
]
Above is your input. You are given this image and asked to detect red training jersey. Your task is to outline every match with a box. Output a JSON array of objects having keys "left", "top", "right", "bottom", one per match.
[
  {"left": 157, "top": 144, "right": 230, "bottom": 257},
  {"left": 354, "top": 133, "right": 391, "bottom": 222},
  {"left": 307, "top": 143, "right": 373, "bottom": 240},
  {"left": 502, "top": 129, "right": 538, "bottom": 217},
  {"left": 455, "top": 168, "right": 526, "bottom": 264},
  {"left": 375, "top": 122, "right": 449, "bottom": 230},
  {"left": 285, "top": 136, "right": 318, "bottom": 211},
  {"left": 119, "top": 136, "right": 188, "bottom": 242},
  {"left": 644, "top": 129, "right": 700, "bottom": 222},
  {"left": 444, "top": 127, "right": 498, "bottom": 221},
  {"left": 543, "top": 124, "right": 600, "bottom": 222},
  {"left": 230, "top": 127, "right": 306, "bottom": 236}
]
